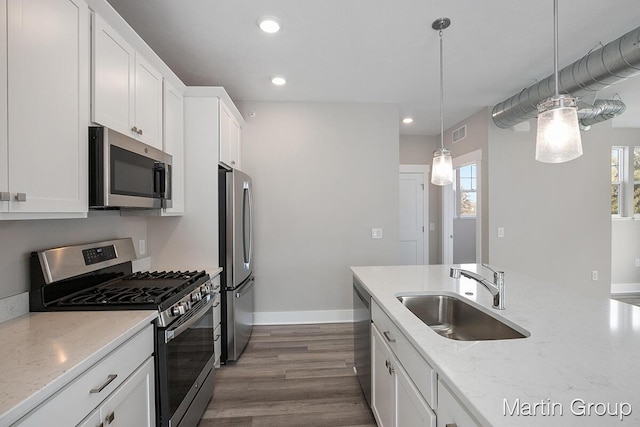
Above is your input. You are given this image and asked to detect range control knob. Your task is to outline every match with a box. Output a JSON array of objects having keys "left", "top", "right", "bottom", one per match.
[
  {"left": 180, "top": 301, "right": 191, "bottom": 313},
  {"left": 171, "top": 305, "right": 183, "bottom": 316},
  {"left": 191, "top": 291, "right": 203, "bottom": 302}
]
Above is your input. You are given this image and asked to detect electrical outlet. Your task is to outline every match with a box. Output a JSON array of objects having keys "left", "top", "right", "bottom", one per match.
[
  {"left": 635, "top": 259, "right": 640, "bottom": 268},
  {"left": 591, "top": 270, "right": 599, "bottom": 281},
  {"left": 139, "top": 239, "right": 146, "bottom": 256},
  {"left": 371, "top": 228, "right": 383, "bottom": 239},
  {"left": 429, "top": 223, "right": 436, "bottom": 231},
  {"left": 497, "top": 227, "right": 505, "bottom": 238}
]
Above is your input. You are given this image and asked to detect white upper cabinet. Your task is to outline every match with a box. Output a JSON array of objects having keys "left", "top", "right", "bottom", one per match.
[
  {"left": 92, "top": 13, "right": 163, "bottom": 150},
  {"left": 134, "top": 55, "right": 163, "bottom": 148},
  {"left": 162, "top": 80, "right": 184, "bottom": 215},
  {"left": 2, "top": 0, "right": 89, "bottom": 216},
  {"left": 219, "top": 100, "right": 241, "bottom": 170}
]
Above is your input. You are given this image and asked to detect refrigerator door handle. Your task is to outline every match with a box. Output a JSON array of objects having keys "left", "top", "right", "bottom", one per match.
[{"left": 242, "top": 181, "right": 253, "bottom": 271}]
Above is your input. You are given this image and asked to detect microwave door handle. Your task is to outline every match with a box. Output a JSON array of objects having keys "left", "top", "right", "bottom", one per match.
[{"left": 155, "top": 163, "right": 166, "bottom": 197}]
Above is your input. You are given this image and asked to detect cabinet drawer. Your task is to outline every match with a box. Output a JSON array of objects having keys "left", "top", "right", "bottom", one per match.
[
  {"left": 437, "top": 380, "right": 481, "bottom": 427},
  {"left": 372, "top": 300, "right": 437, "bottom": 409},
  {"left": 16, "top": 324, "right": 154, "bottom": 426}
]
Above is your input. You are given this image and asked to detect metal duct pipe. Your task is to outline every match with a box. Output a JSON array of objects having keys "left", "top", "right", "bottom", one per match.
[
  {"left": 492, "top": 25, "right": 640, "bottom": 128},
  {"left": 578, "top": 99, "right": 626, "bottom": 127}
]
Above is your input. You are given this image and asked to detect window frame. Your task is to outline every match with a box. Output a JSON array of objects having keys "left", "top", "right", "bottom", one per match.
[
  {"left": 456, "top": 162, "right": 477, "bottom": 219},
  {"left": 611, "top": 146, "right": 624, "bottom": 218}
]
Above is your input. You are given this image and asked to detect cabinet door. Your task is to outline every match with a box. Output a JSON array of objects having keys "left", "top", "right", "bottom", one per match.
[
  {"left": 92, "top": 13, "right": 135, "bottom": 137},
  {"left": 396, "top": 362, "right": 436, "bottom": 427},
  {"left": 6, "top": 0, "right": 89, "bottom": 213},
  {"left": 228, "top": 112, "right": 241, "bottom": 170},
  {"left": 99, "top": 357, "right": 155, "bottom": 427},
  {"left": 134, "top": 55, "right": 163, "bottom": 149},
  {"left": 437, "top": 380, "right": 481, "bottom": 427},
  {"left": 219, "top": 101, "right": 232, "bottom": 167},
  {"left": 372, "top": 325, "right": 395, "bottom": 427},
  {"left": 0, "top": 0, "right": 7, "bottom": 212},
  {"left": 162, "top": 80, "right": 184, "bottom": 214}
]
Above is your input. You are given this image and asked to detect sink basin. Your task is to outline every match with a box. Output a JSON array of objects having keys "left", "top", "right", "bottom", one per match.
[{"left": 397, "top": 294, "right": 528, "bottom": 341}]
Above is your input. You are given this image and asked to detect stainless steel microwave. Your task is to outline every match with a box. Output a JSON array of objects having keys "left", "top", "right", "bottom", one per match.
[{"left": 89, "top": 127, "right": 172, "bottom": 209}]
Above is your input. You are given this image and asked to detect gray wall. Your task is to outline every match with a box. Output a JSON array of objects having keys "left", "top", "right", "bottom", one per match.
[
  {"left": 488, "top": 118, "right": 612, "bottom": 290},
  {"left": 236, "top": 101, "right": 399, "bottom": 315},
  {"left": 453, "top": 218, "right": 476, "bottom": 263},
  {"left": 399, "top": 135, "right": 440, "bottom": 264},
  {"left": 0, "top": 214, "right": 148, "bottom": 299}
]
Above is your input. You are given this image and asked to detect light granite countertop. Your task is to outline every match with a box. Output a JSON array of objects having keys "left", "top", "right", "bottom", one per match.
[
  {"left": 0, "top": 310, "right": 157, "bottom": 425},
  {"left": 351, "top": 264, "right": 640, "bottom": 426}
]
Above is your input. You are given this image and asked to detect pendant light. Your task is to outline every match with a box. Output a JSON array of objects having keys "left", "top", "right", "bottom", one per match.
[
  {"left": 431, "top": 18, "right": 453, "bottom": 186},
  {"left": 535, "top": 0, "right": 582, "bottom": 163}
]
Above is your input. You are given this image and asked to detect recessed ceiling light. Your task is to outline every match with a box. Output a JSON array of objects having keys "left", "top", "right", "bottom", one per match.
[
  {"left": 258, "top": 16, "right": 281, "bottom": 34},
  {"left": 271, "top": 76, "right": 286, "bottom": 86},
  {"left": 402, "top": 117, "right": 414, "bottom": 124}
]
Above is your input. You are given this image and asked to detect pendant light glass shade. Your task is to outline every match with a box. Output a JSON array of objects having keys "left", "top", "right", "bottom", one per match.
[
  {"left": 535, "top": 95, "right": 582, "bottom": 163},
  {"left": 535, "top": 0, "right": 582, "bottom": 163},
  {"left": 431, "top": 148, "right": 453, "bottom": 185}
]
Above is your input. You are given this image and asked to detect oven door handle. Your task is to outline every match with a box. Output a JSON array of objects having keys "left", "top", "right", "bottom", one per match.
[{"left": 165, "top": 297, "right": 213, "bottom": 344}]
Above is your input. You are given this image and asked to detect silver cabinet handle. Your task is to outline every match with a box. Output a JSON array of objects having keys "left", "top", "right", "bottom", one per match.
[
  {"left": 90, "top": 374, "right": 117, "bottom": 394},
  {"left": 14, "top": 193, "right": 26, "bottom": 202},
  {"left": 214, "top": 333, "right": 221, "bottom": 342},
  {"left": 131, "top": 126, "right": 139, "bottom": 133},
  {"left": 0, "top": 192, "right": 9, "bottom": 201},
  {"left": 105, "top": 411, "right": 115, "bottom": 424},
  {"left": 383, "top": 331, "right": 396, "bottom": 343},
  {"left": 445, "top": 424, "right": 457, "bottom": 427},
  {"left": 137, "top": 128, "right": 143, "bottom": 135},
  {"left": 213, "top": 301, "right": 220, "bottom": 307}
]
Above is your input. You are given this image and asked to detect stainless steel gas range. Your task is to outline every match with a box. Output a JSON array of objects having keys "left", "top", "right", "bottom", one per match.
[{"left": 29, "top": 238, "right": 216, "bottom": 427}]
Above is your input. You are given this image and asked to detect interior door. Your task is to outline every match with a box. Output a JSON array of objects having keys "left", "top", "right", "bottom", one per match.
[{"left": 399, "top": 172, "right": 425, "bottom": 264}]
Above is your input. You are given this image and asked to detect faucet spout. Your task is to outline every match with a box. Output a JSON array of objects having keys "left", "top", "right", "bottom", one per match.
[{"left": 450, "top": 266, "right": 505, "bottom": 310}]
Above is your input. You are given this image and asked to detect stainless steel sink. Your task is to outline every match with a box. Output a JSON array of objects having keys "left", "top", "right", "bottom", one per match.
[{"left": 397, "top": 294, "right": 528, "bottom": 341}]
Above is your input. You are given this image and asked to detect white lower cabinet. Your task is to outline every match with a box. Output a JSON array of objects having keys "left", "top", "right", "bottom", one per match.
[
  {"left": 436, "top": 380, "right": 481, "bottom": 427},
  {"left": 78, "top": 357, "right": 155, "bottom": 427},
  {"left": 15, "top": 325, "right": 155, "bottom": 427},
  {"left": 372, "top": 324, "right": 436, "bottom": 427}
]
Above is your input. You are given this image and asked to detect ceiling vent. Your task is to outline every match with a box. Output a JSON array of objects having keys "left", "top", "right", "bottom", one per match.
[
  {"left": 492, "top": 25, "right": 640, "bottom": 129},
  {"left": 452, "top": 125, "right": 466, "bottom": 143}
]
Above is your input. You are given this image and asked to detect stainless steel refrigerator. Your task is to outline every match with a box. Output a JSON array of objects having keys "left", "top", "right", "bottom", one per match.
[{"left": 218, "top": 166, "right": 254, "bottom": 363}]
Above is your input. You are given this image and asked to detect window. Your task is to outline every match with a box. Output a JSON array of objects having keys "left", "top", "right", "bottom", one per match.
[
  {"left": 457, "top": 163, "right": 476, "bottom": 217},
  {"left": 611, "top": 146, "right": 640, "bottom": 218},
  {"left": 611, "top": 147, "right": 623, "bottom": 216}
]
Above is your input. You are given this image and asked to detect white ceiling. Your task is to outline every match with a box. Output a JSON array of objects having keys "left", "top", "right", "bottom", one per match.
[{"left": 106, "top": 0, "right": 640, "bottom": 135}]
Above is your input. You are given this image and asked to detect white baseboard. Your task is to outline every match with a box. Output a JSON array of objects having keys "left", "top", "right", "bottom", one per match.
[
  {"left": 254, "top": 309, "right": 354, "bottom": 325},
  {"left": 611, "top": 283, "right": 640, "bottom": 295},
  {"left": 0, "top": 292, "right": 29, "bottom": 323}
]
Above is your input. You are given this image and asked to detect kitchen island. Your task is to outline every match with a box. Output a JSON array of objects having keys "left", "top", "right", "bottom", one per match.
[
  {"left": 351, "top": 264, "right": 640, "bottom": 426},
  {"left": 0, "top": 310, "right": 157, "bottom": 426}
]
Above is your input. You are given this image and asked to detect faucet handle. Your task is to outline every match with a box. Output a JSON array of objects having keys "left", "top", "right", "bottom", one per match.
[{"left": 481, "top": 263, "right": 504, "bottom": 279}]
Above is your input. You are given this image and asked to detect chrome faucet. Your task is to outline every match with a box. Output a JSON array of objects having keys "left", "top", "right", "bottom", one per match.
[{"left": 450, "top": 264, "right": 505, "bottom": 310}]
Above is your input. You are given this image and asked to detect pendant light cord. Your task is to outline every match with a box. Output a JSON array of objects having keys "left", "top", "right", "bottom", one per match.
[
  {"left": 439, "top": 29, "right": 445, "bottom": 150},
  {"left": 553, "top": 0, "right": 559, "bottom": 97}
]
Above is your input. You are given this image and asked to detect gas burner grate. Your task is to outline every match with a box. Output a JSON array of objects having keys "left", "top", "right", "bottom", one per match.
[{"left": 130, "top": 270, "right": 202, "bottom": 281}]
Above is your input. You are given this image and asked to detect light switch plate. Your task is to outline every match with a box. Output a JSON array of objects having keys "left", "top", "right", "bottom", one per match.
[{"left": 371, "top": 228, "right": 383, "bottom": 239}]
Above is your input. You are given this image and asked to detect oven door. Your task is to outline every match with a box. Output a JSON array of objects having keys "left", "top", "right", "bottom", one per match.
[{"left": 157, "top": 296, "right": 215, "bottom": 427}]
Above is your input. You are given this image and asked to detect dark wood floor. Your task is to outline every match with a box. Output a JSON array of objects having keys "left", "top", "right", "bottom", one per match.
[{"left": 198, "top": 323, "right": 376, "bottom": 427}]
